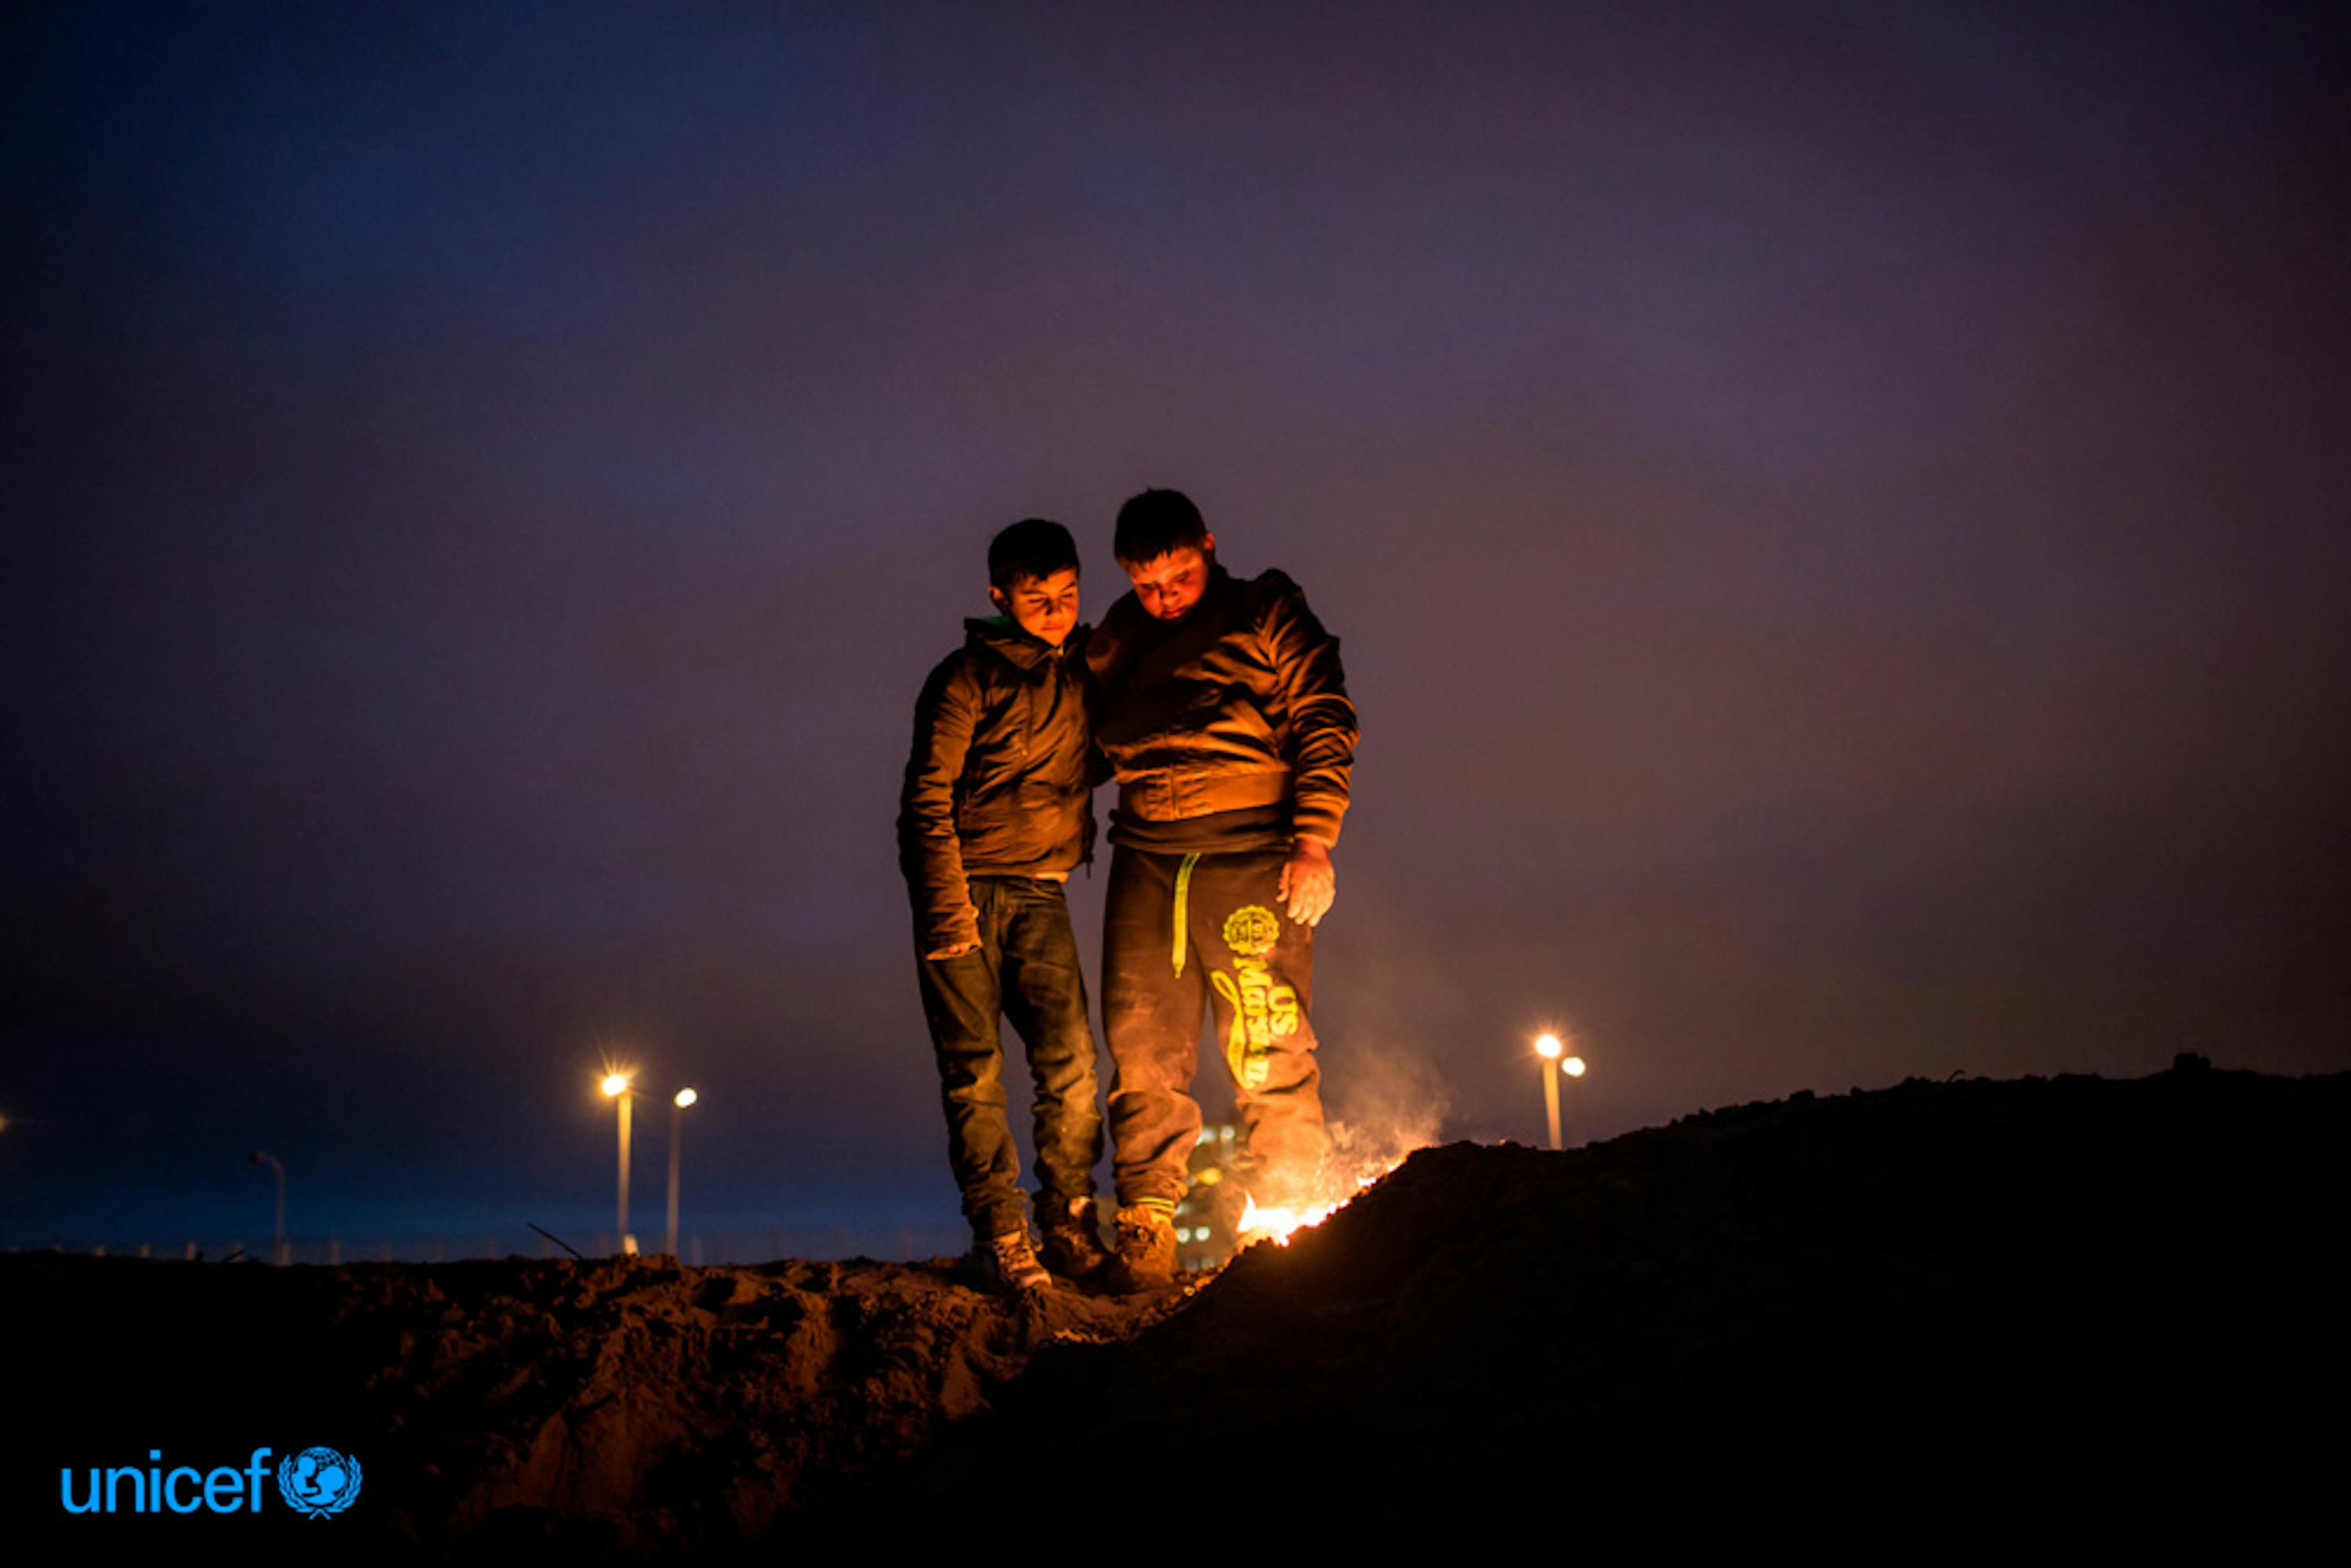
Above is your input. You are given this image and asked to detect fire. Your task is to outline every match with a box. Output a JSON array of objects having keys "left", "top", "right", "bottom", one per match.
[
  {"left": 1198, "top": 1114, "right": 1437, "bottom": 1261},
  {"left": 1234, "top": 1195, "right": 1333, "bottom": 1248},
  {"left": 1233, "top": 1163, "right": 1394, "bottom": 1250}
]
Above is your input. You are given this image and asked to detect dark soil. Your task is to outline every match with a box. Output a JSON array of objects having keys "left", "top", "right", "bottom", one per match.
[{"left": 14, "top": 1060, "right": 2346, "bottom": 1555}]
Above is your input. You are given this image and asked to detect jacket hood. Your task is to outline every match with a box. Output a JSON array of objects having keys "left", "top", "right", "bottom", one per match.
[{"left": 964, "top": 615, "right": 1083, "bottom": 671}]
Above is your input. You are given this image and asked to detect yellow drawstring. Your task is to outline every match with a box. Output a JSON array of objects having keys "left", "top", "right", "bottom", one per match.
[{"left": 1172, "top": 853, "right": 1200, "bottom": 976}]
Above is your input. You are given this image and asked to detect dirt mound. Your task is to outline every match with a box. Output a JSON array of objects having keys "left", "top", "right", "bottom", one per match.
[
  {"left": 856, "top": 1062, "right": 2351, "bottom": 1535},
  {"left": 16, "top": 1062, "right": 2348, "bottom": 1553},
  {"left": 16, "top": 1248, "right": 1178, "bottom": 1555}
]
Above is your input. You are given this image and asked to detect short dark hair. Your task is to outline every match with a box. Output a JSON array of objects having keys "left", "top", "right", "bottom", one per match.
[
  {"left": 987, "top": 518, "right": 1080, "bottom": 590},
  {"left": 1114, "top": 489, "right": 1209, "bottom": 567}
]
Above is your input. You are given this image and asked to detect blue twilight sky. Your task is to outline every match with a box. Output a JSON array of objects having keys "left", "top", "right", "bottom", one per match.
[{"left": 3, "top": 1, "right": 2345, "bottom": 1251}]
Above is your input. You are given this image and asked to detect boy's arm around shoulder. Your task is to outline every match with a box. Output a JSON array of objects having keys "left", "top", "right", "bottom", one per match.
[
  {"left": 1256, "top": 570, "right": 1357, "bottom": 848},
  {"left": 1071, "top": 621, "right": 1116, "bottom": 792},
  {"left": 897, "top": 650, "right": 982, "bottom": 958}
]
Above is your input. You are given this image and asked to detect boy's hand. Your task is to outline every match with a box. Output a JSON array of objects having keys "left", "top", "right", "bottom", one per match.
[
  {"left": 924, "top": 900, "right": 982, "bottom": 961},
  {"left": 1277, "top": 839, "right": 1337, "bottom": 928}
]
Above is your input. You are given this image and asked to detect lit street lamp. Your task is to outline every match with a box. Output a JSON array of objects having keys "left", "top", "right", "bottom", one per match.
[
  {"left": 666, "top": 1087, "right": 698, "bottom": 1258},
  {"left": 600, "top": 1070, "right": 636, "bottom": 1254},
  {"left": 1559, "top": 1052, "right": 1587, "bottom": 1148},
  {"left": 1534, "top": 1034, "right": 1566, "bottom": 1151}
]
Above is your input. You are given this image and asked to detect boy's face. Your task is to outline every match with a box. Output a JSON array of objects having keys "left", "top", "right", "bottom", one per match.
[
  {"left": 990, "top": 567, "right": 1081, "bottom": 647},
  {"left": 1122, "top": 536, "right": 1215, "bottom": 622}
]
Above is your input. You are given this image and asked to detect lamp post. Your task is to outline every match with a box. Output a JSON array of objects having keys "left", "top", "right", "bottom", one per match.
[
  {"left": 666, "top": 1087, "right": 697, "bottom": 1258},
  {"left": 601, "top": 1071, "right": 636, "bottom": 1254},
  {"left": 1534, "top": 1034, "right": 1565, "bottom": 1151},
  {"left": 1559, "top": 1052, "right": 1587, "bottom": 1148},
  {"left": 249, "top": 1149, "right": 288, "bottom": 1264}
]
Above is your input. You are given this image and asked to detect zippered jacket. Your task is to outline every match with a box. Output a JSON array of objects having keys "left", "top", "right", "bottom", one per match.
[
  {"left": 897, "top": 618, "right": 1096, "bottom": 955},
  {"left": 1085, "top": 565, "right": 1356, "bottom": 847}
]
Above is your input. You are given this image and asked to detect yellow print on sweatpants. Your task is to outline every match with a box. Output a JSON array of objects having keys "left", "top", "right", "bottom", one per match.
[{"left": 1211, "top": 904, "right": 1299, "bottom": 1092}]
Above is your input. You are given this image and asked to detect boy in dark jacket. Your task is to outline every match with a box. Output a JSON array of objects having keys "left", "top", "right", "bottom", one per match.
[
  {"left": 897, "top": 519, "right": 1109, "bottom": 1293},
  {"left": 1085, "top": 489, "right": 1358, "bottom": 1291}
]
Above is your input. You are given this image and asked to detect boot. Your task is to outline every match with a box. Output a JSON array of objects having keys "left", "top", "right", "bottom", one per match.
[
  {"left": 969, "top": 1229, "right": 1050, "bottom": 1295},
  {"left": 1038, "top": 1197, "right": 1110, "bottom": 1279},
  {"left": 1106, "top": 1204, "right": 1179, "bottom": 1294}
]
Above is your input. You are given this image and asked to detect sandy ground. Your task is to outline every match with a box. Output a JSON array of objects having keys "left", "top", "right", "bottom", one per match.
[{"left": 13, "top": 1059, "right": 2347, "bottom": 1555}]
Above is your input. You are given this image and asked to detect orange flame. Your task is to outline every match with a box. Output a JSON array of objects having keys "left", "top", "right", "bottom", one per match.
[{"left": 1233, "top": 1163, "right": 1396, "bottom": 1250}]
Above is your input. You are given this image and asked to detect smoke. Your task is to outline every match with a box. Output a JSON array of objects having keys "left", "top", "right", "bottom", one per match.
[
  {"left": 1306, "top": 858, "right": 1471, "bottom": 1194},
  {"left": 1321, "top": 1037, "right": 1451, "bottom": 1192}
]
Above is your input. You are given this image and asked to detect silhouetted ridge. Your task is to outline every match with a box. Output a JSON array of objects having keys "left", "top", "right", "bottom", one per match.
[
  {"left": 867, "top": 1065, "right": 2350, "bottom": 1533},
  {"left": 15, "top": 1063, "right": 2344, "bottom": 1555}
]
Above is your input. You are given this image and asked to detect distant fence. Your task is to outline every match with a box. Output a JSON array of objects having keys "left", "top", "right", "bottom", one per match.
[{"left": 7, "top": 1224, "right": 975, "bottom": 1266}]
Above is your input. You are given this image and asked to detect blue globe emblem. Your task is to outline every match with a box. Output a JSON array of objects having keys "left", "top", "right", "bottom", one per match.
[{"left": 277, "top": 1447, "right": 363, "bottom": 1519}]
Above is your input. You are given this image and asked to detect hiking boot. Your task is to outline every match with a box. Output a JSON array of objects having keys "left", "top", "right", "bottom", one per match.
[
  {"left": 1106, "top": 1205, "right": 1179, "bottom": 1294},
  {"left": 970, "top": 1229, "right": 1051, "bottom": 1295},
  {"left": 1038, "top": 1197, "right": 1110, "bottom": 1279}
]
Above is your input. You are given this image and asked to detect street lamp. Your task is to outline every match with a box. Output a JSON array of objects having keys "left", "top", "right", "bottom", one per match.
[
  {"left": 600, "top": 1070, "right": 636, "bottom": 1254},
  {"left": 666, "top": 1087, "right": 697, "bottom": 1258},
  {"left": 249, "top": 1150, "right": 288, "bottom": 1264},
  {"left": 1534, "top": 1034, "right": 1565, "bottom": 1151},
  {"left": 1559, "top": 1052, "right": 1587, "bottom": 1148}
]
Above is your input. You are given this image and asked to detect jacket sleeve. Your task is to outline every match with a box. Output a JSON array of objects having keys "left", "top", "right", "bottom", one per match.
[
  {"left": 1074, "top": 622, "right": 1115, "bottom": 790},
  {"left": 897, "top": 654, "right": 982, "bottom": 954},
  {"left": 1261, "top": 578, "right": 1357, "bottom": 846}
]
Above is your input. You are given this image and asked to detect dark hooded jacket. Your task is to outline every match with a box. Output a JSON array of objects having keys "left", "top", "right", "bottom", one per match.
[
  {"left": 897, "top": 617, "right": 1096, "bottom": 954},
  {"left": 1085, "top": 564, "right": 1356, "bottom": 850}
]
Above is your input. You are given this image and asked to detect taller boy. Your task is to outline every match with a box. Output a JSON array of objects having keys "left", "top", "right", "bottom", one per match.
[{"left": 1086, "top": 489, "right": 1359, "bottom": 1291}]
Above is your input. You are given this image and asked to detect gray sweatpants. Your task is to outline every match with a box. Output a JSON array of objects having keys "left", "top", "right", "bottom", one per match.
[{"left": 1101, "top": 845, "right": 1332, "bottom": 1211}]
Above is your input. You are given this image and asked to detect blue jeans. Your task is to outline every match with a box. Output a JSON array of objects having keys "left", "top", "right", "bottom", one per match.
[{"left": 914, "top": 876, "right": 1104, "bottom": 1239}]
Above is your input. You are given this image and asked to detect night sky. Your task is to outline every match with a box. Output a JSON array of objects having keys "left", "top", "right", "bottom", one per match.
[{"left": 5, "top": 2, "right": 2345, "bottom": 1255}]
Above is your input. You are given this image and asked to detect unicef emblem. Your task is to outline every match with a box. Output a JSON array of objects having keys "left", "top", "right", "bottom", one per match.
[
  {"left": 1222, "top": 904, "right": 1282, "bottom": 958},
  {"left": 277, "top": 1447, "right": 363, "bottom": 1519}
]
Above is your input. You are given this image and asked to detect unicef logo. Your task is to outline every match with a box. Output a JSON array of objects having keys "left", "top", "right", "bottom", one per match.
[{"left": 276, "top": 1447, "right": 362, "bottom": 1519}]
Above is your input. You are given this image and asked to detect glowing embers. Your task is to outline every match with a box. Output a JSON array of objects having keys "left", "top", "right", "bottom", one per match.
[
  {"left": 1177, "top": 1118, "right": 1435, "bottom": 1267},
  {"left": 1233, "top": 1167, "right": 1388, "bottom": 1250}
]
